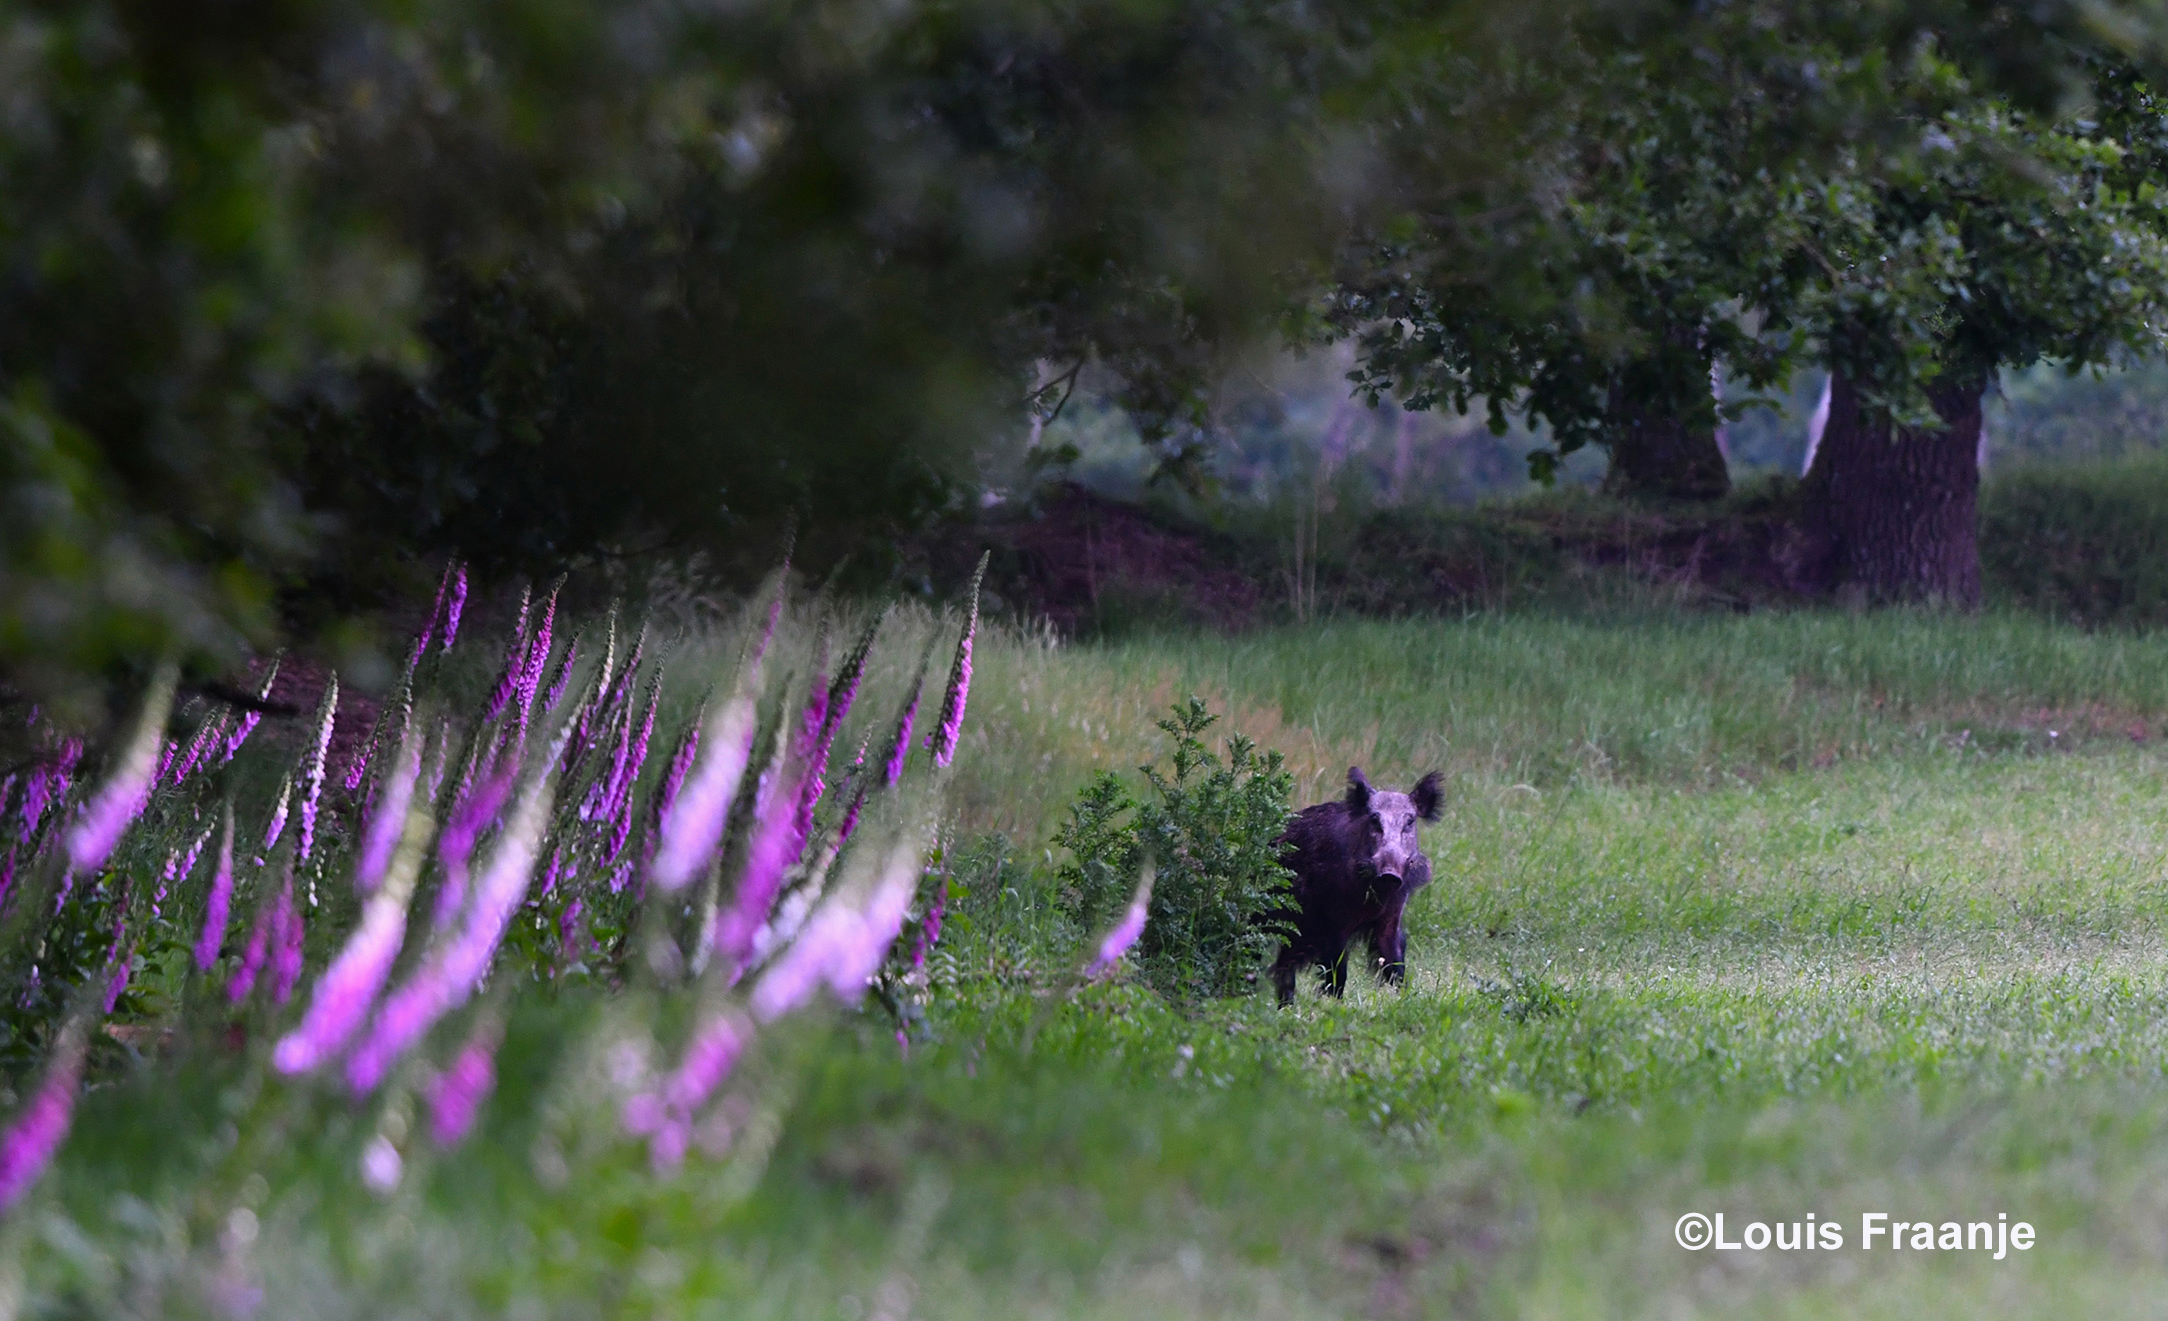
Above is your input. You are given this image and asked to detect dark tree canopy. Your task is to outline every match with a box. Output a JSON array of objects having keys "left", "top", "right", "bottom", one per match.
[{"left": 8, "top": 0, "right": 2168, "bottom": 721}]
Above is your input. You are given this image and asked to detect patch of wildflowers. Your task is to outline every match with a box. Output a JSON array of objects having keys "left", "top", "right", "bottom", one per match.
[{"left": 347, "top": 736, "right": 559, "bottom": 1093}]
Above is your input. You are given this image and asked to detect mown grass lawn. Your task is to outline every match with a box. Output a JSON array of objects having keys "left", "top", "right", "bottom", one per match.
[{"left": 22, "top": 609, "right": 2168, "bottom": 1318}]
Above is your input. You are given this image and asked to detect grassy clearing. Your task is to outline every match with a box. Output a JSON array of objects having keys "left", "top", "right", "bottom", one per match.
[
  {"left": 25, "top": 607, "right": 2168, "bottom": 1317},
  {"left": 949, "top": 608, "right": 2168, "bottom": 837}
]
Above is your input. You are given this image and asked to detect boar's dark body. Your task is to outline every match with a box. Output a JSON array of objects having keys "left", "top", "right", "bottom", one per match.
[{"left": 1270, "top": 767, "right": 1442, "bottom": 1005}]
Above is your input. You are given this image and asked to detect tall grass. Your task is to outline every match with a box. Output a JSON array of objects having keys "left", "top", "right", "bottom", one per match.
[{"left": 948, "top": 608, "right": 2168, "bottom": 839}]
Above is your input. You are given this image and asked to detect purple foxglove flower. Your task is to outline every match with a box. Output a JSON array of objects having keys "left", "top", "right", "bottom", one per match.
[
  {"left": 166, "top": 716, "right": 226, "bottom": 789},
  {"left": 347, "top": 747, "right": 557, "bottom": 1093},
  {"left": 222, "top": 658, "right": 281, "bottom": 763},
  {"left": 420, "top": 559, "right": 458, "bottom": 658},
  {"left": 0, "top": 848, "right": 15, "bottom": 910},
  {"left": 17, "top": 770, "right": 48, "bottom": 846},
  {"left": 626, "top": 1012, "right": 749, "bottom": 1170},
  {"left": 483, "top": 585, "right": 534, "bottom": 724},
  {"left": 354, "top": 731, "right": 424, "bottom": 895},
  {"left": 882, "top": 673, "right": 923, "bottom": 789},
  {"left": 157, "top": 820, "right": 213, "bottom": 919},
  {"left": 195, "top": 810, "right": 237, "bottom": 972},
  {"left": 913, "top": 871, "right": 948, "bottom": 971},
  {"left": 0, "top": 1016, "right": 90, "bottom": 1213},
  {"left": 103, "top": 948, "right": 132, "bottom": 1014},
  {"left": 518, "top": 584, "right": 560, "bottom": 725},
  {"left": 173, "top": 821, "right": 212, "bottom": 884},
  {"left": 273, "top": 797, "right": 428, "bottom": 1074},
  {"left": 712, "top": 762, "right": 810, "bottom": 968},
  {"left": 269, "top": 878, "right": 305, "bottom": 1005},
  {"left": 341, "top": 733, "right": 376, "bottom": 795},
  {"left": 619, "top": 676, "right": 661, "bottom": 803},
  {"left": 65, "top": 662, "right": 178, "bottom": 875},
  {"left": 262, "top": 775, "right": 294, "bottom": 851},
  {"left": 558, "top": 897, "right": 584, "bottom": 952},
  {"left": 432, "top": 764, "right": 515, "bottom": 929},
  {"left": 784, "top": 683, "right": 830, "bottom": 847},
  {"left": 544, "top": 638, "right": 577, "bottom": 713},
  {"left": 929, "top": 556, "right": 986, "bottom": 770},
  {"left": 823, "top": 834, "right": 928, "bottom": 998},
  {"left": 427, "top": 1020, "right": 501, "bottom": 1147},
  {"left": 539, "top": 845, "right": 569, "bottom": 897},
  {"left": 581, "top": 697, "right": 634, "bottom": 822},
  {"left": 155, "top": 738, "right": 177, "bottom": 786},
  {"left": 834, "top": 788, "right": 867, "bottom": 851},
  {"left": 655, "top": 721, "right": 698, "bottom": 825},
  {"left": 228, "top": 875, "right": 279, "bottom": 1003},
  {"left": 296, "top": 675, "right": 339, "bottom": 862},
  {"left": 443, "top": 564, "right": 468, "bottom": 653},
  {"left": 649, "top": 682, "right": 762, "bottom": 894},
  {"left": 608, "top": 860, "right": 633, "bottom": 893},
  {"left": 749, "top": 830, "right": 925, "bottom": 1022},
  {"left": 1086, "top": 867, "right": 1155, "bottom": 977},
  {"left": 607, "top": 793, "right": 635, "bottom": 864}
]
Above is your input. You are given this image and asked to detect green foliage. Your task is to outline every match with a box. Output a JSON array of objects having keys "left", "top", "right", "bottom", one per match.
[
  {"left": 1053, "top": 698, "right": 1294, "bottom": 1001},
  {"left": 1981, "top": 453, "right": 2168, "bottom": 626}
]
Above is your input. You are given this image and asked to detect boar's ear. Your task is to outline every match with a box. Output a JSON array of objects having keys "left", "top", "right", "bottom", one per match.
[
  {"left": 1411, "top": 772, "right": 1443, "bottom": 822},
  {"left": 1344, "top": 766, "right": 1372, "bottom": 814}
]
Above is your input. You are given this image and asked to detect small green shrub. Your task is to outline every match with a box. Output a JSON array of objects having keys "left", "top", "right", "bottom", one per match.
[{"left": 1052, "top": 697, "right": 1296, "bottom": 1001}]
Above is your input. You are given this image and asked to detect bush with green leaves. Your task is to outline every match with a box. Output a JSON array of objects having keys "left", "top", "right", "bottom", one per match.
[{"left": 1052, "top": 698, "right": 1295, "bottom": 1001}]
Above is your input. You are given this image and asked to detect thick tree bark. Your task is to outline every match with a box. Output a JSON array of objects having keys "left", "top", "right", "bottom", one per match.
[
  {"left": 1803, "top": 366, "right": 1984, "bottom": 607},
  {"left": 1600, "top": 331, "right": 1730, "bottom": 502}
]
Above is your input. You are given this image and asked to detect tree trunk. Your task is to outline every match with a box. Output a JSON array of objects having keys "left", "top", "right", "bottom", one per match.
[
  {"left": 1803, "top": 366, "right": 1984, "bottom": 607},
  {"left": 1600, "top": 331, "right": 1730, "bottom": 502}
]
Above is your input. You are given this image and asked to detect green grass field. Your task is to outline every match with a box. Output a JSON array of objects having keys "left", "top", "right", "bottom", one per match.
[{"left": 23, "top": 607, "right": 2168, "bottom": 1318}]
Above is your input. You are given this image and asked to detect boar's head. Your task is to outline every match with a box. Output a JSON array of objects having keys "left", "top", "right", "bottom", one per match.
[{"left": 1342, "top": 766, "right": 1442, "bottom": 883}]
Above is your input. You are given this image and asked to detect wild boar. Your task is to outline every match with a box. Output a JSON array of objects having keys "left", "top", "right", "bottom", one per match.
[{"left": 1270, "top": 766, "right": 1442, "bottom": 1005}]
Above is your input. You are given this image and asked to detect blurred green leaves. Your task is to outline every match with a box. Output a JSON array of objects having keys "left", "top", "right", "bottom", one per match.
[{"left": 11, "top": 0, "right": 2168, "bottom": 720}]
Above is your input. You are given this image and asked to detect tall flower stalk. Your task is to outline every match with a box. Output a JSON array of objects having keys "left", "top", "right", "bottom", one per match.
[
  {"left": 442, "top": 563, "right": 468, "bottom": 653},
  {"left": 228, "top": 861, "right": 292, "bottom": 1004},
  {"left": 268, "top": 877, "right": 305, "bottom": 1005},
  {"left": 484, "top": 585, "right": 534, "bottom": 725},
  {"left": 0, "top": 1013, "right": 91, "bottom": 1213},
  {"left": 354, "top": 729, "right": 425, "bottom": 894},
  {"left": 928, "top": 553, "right": 987, "bottom": 770},
  {"left": 63, "top": 661, "right": 179, "bottom": 877},
  {"left": 194, "top": 808, "right": 237, "bottom": 972},
  {"left": 650, "top": 665, "right": 763, "bottom": 894},
  {"left": 427, "top": 1014, "right": 504, "bottom": 1147},
  {"left": 222, "top": 656, "right": 281, "bottom": 763},
  {"left": 297, "top": 674, "right": 339, "bottom": 862}
]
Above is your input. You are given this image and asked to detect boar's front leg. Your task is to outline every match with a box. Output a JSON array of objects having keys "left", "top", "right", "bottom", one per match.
[{"left": 1369, "top": 907, "right": 1409, "bottom": 987}]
